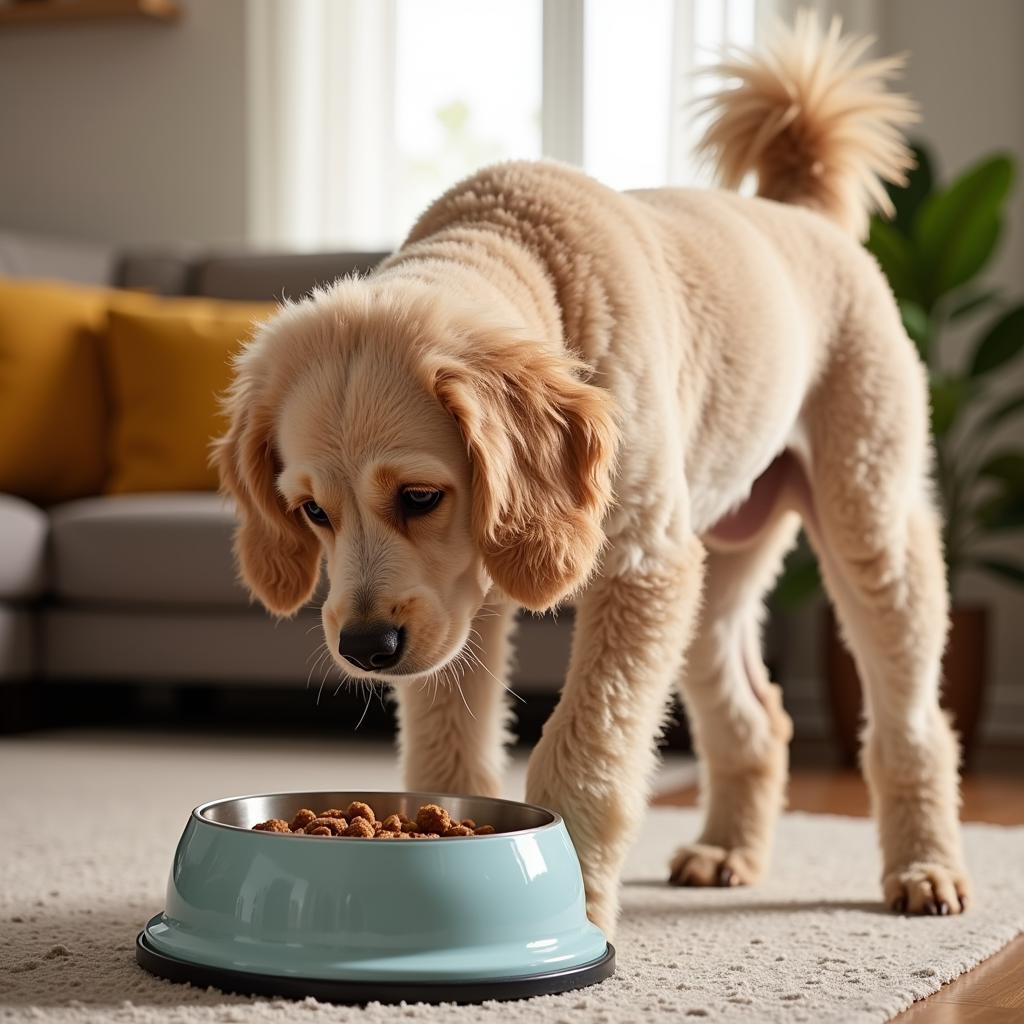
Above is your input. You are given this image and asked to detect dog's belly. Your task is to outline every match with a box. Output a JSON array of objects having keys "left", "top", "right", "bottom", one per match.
[{"left": 701, "top": 450, "right": 810, "bottom": 550}]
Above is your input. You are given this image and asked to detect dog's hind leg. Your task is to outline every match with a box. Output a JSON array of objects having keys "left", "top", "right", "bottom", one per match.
[
  {"left": 669, "top": 503, "right": 798, "bottom": 888},
  {"left": 801, "top": 291, "right": 969, "bottom": 915},
  {"left": 395, "top": 600, "right": 516, "bottom": 799}
]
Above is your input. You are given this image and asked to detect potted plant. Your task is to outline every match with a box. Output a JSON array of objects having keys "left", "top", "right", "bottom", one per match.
[{"left": 774, "top": 141, "right": 1024, "bottom": 766}]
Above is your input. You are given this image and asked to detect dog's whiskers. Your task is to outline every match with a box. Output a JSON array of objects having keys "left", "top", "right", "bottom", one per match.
[
  {"left": 305, "top": 643, "right": 330, "bottom": 689},
  {"left": 332, "top": 665, "right": 355, "bottom": 697},
  {"left": 464, "top": 633, "right": 527, "bottom": 704},
  {"left": 354, "top": 680, "right": 374, "bottom": 731}
]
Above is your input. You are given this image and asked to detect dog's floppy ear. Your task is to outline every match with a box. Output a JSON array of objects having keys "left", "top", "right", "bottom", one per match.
[
  {"left": 211, "top": 354, "right": 320, "bottom": 617},
  {"left": 430, "top": 334, "right": 619, "bottom": 611}
]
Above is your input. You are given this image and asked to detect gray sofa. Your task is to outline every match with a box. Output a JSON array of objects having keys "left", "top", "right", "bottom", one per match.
[{"left": 0, "top": 235, "right": 571, "bottom": 723}]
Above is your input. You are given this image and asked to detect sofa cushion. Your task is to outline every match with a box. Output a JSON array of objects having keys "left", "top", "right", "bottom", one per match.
[
  {"left": 188, "top": 251, "right": 388, "bottom": 301},
  {"left": 0, "top": 230, "right": 115, "bottom": 286},
  {"left": 49, "top": 493, "right": 249, "bottom": 607},
  {"left": 103, "top": 297, "right": 275, "bottom": 494},
  {"left": 0, "top": 279, "right": 137, "bottom": 504},
  {"left": 0, "top": 494, "right": 47, "bottom": 600}
]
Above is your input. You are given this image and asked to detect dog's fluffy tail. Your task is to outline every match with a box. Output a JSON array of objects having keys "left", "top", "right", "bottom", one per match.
[{"left": 695, "top": 11, "right": 917, "bottom": 238}]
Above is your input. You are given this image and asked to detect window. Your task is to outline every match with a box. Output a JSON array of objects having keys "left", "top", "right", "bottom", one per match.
[
  {"left": 249, "top": 0, "right": 764, "bottom": 250},
  {"left": 392, "top": 0, "right": 543, "bottom": 244}
]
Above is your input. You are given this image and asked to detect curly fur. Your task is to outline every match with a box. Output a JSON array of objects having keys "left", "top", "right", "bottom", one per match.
[
  {"left": 696, "top": 11, "right": 918, "bottom": 237},
  {"left": 215, "top": 16, "right": 968, "bottom": 938}
]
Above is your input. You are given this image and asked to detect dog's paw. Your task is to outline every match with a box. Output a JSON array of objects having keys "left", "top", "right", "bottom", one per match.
[
  {"left": 883, "top": 863, "right": 971, "bottom": 915},
  {"left": 668, "top": 843, "right": 763, "bottom": 888}
]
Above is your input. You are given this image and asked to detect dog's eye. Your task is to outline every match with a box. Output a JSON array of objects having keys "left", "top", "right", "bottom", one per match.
[
  {"left": 301, "top": 500, "right": 331, "bottom": 527},
  {"left": 400, "top": 488, "right": 443, "bottom": 517}
]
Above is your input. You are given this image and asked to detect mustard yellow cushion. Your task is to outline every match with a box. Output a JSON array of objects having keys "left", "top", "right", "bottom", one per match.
[
  {"left": 0, "top": 278, "right": 145, "bottom": 505},
  {"left": 104, "top": 298, "right": 276, "bottom": 494}
]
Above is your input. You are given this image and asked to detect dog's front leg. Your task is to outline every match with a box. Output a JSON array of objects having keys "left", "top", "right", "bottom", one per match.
[
  {"left": 395, "top": 601, "right": 516, "bottom": 799},
  {"left": 526, "top": 537, "right": 706, "bottom": 938}
]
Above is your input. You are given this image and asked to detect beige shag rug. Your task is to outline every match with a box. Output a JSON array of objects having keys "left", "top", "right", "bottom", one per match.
[{"left": 1, "top": 731, "right": 1022, "bottom": 1024}]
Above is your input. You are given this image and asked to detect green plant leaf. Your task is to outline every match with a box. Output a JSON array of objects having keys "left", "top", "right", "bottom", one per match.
[
  {"left": 975, "top": 490, "right": 1024, "bottom": 532},
  {"left": 969, "top": 304, "right": 1024, "bottom": 377},
  {"left": 885, "top": 140, "right": 934, "bottom": 238},
  {"left": 772, "top": 554, "right": 821, "bottom": 610},
  {"left": 950, "top": 288, "right": 1001, "bottom": 321},
  {"left": 978, "top": 451, "right": 1024, "bottom": 490},
  {"left": 913, "top": 153, "right": 1015, "bottom": 302},
  {"left": 899, "top": 299, "right": 931, "bottom": 357},
  {"left": 977, "top": 391, "right": 1024, "bottom": 433},
  {"left": 867, "top": 218, "right": 920, "bottom": 302},
  {"left": 974, "top": 557, "right": 1024, "bottom": 587},
  {"left": 929, "top": 376, "right": 971, "bottom": 437}
]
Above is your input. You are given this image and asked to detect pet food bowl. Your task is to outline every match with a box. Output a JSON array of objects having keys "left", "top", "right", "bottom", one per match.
[{"left": 136, "top": 790, "right": 614, "bottom": 1003}]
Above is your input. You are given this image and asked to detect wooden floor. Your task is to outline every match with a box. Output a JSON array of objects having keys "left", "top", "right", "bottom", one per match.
[{"left": 654, "top": 769, "right": 1024, "bottom": 1022}]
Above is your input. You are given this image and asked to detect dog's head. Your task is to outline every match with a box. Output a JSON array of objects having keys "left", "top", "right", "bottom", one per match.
[{"left": 213, "top": 281, "right": 619, "bottom": 682}]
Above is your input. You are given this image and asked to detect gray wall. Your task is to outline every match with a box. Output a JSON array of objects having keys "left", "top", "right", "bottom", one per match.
[{"left": 0, "top": 0, "right": 250, "bottom": 246}]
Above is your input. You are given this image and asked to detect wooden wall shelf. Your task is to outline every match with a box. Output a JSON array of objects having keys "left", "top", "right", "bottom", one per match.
[{"left": 0, "top": 0, "right": 181, "bottom": 28}]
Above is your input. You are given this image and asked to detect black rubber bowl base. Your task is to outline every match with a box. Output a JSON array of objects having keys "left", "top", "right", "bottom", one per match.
[{"left": 136, "top": 932, "right": 615, "bottom": 1005}]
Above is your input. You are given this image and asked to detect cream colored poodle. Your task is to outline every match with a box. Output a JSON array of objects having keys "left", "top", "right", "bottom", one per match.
[{"left": 215, "top": 14, "right": 970, "bottom": 937}]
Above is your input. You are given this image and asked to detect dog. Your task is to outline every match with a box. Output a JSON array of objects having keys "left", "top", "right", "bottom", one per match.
[{"left": 215, "top": 14, "right": 970, "bottom": 937}]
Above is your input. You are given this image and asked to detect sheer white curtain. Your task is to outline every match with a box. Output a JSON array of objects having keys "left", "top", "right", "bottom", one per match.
[{"left": 246, "top": 0, "right": 877, "bottom": 250}]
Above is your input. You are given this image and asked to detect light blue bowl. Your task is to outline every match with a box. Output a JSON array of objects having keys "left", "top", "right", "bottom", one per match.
[{"left": 137, "top": 791, "right": 613, "bottom": 1003}]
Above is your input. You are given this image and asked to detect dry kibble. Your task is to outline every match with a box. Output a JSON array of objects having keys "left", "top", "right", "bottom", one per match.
[
  {"left": 289, "top": 809, "right": 317, "bottom": 832},
  {"left": 304, "top": 817, "right": 346, "bottom": 836},
  {"left": 416, "top": 804, "right": 451, "bottom": 835},
  {"left": 345, "top": 801, "right": 376, "bottom": 824},
  {"left": 344, "top": 817, "right": 376, "bottom": 838},
  {"left": 253, "top": 819, "right": 291, "bottom": 833},
  {"left": 252, "top": 800, "right": 497, "bottom": 839}
]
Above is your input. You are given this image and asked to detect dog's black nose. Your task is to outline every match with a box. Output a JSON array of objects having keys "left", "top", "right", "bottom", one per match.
[{"left": 339, "top": 623, "right": 404, "bottom": 672}]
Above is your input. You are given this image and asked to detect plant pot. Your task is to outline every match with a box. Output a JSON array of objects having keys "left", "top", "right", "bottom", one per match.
[{"left": 824, "top": 605, "right": 988, "bottom": 770}]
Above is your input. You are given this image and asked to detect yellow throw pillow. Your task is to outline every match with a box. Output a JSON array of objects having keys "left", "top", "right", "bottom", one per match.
[
  {"left": 104, "top": 298, "right": 277, "bottom": 494},
  {"left": 0, "top": 278, "right": 146, "bottom": 505}
]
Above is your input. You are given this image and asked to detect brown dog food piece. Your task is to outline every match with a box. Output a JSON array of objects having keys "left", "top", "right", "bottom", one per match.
[
  {"left": 345, "top": 801, "right": 376, "bottom": 824},
  {"left": 257, "top": 801, "right": 497, "bottom": 838},
  {"left": 304, "top": 817, "right": 346, "bottom": 835},
  {"left": 416, "top": 804, "right": 450, "bottom": 834},
  {"left": 289, "top": 809, "right": 317, "bottom": 832},
  {"left": 253, "top": 818, "right": 291, "bottom": 833},
  {"left": 344, "top": 817, "right": 375, "bottom": 838}
]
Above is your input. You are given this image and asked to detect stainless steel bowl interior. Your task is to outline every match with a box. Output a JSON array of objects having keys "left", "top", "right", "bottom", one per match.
[{"left": 198, "top": 791, "right": 557, "bottom": 836}]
